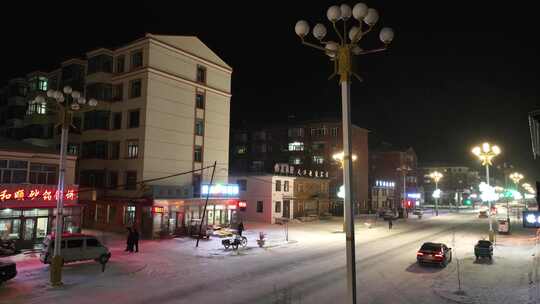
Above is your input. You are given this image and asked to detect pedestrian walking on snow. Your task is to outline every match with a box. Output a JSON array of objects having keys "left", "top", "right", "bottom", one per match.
[
  {"left": 125, "top": 227, "right": 134, "bottom": 252},
  {"left": 132, "top": 227, "right": 140, "bottom": 252},
  {"left": 388, "top": 218, "right": 393, "bottom": 230},
  {"left": 238, "top": 221, "right": 244, "bottom": 236}
]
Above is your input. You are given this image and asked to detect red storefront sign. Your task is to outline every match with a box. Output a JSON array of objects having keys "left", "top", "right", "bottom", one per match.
[
  {"left": 0, "top": 185, "right": 79, "bottom": 208},
  {"left": 151, "top": 206, "right": 164, "bottom": 213}
]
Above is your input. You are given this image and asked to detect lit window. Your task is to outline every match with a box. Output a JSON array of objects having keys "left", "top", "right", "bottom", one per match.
[
  {"left": 313, "top": 156, "right": 324, "bottom": 165},
  {"left": 38, "top": 77, "right": 48, "bottom": 91},
  {"left": 127, "top": 140, "right": 139, "bottom": 158},
  {"left": 290, "top": 157, "right": 302, "bottom": 165},
  {"left": 236, "top": 146, "right": 247, "bottom": 154},
  {"left": 288, "top": 142, "right": 304, "bottom": 151}
]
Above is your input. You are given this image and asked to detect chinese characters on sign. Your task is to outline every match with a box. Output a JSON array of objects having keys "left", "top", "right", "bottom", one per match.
[{"left": 0, "top": 187, "right": 78, "bottom": 202}]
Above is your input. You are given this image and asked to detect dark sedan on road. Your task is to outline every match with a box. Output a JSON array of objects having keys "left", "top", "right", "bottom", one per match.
[{"left": 417, "top": 242, "right": 452, "bottom": 267}]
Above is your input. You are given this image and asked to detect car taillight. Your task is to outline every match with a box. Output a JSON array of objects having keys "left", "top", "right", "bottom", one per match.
[
  {"left": 417, "top": 252, "right": 424, "bottom": 256},
  {"left": 434, "top": 251, "right": 444, "bottom": 258}
]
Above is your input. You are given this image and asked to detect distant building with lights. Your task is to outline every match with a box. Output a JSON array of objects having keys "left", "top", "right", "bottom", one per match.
[
  {"left": 0, "top": 34, "right": 233, "bottom": 238},
  {"left": 230, "top": 118, "right": 368, "bottom": 215},
  {"left": 417, "top": 163, "right": 481, "bottom": 206},
  {"left": 369, "top": 143, "right": 418, "bottom": 213},
  {"left": 230, "top": 171, "right": 330, "bottom": 224}
]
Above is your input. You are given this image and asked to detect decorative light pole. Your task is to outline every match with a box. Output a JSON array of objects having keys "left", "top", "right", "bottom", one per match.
[
  {"left": 472, "top": 142, "right": 501, "bottom": 242},
  {"left": 333, "top": 151, "right": 357, "bottom": 231},
  {"left": 295, "top": 4, "right": 394, "bottom": 303},
  {"left": 429, "top": 171, "right": 443, "bottom": 216},
  {"left": 508, "top": 172, "right": 524, "bottom": 226},
  {"left": 34, "top": 86, "right": 98, "bottom": 286}
]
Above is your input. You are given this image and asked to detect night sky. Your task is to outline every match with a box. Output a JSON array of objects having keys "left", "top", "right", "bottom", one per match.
[{"left": 2, "top": 1, "right": 539, "bottom": 182}]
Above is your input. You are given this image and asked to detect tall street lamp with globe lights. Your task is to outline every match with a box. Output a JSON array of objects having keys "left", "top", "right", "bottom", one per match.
[
  {"left": 295, "top": 3, "right": 394, "bottom": 303},
  {"left": 34, "top": 86, "right": 98, "bottom": 286},
  {"left": 429, "top": 171, "right": 443, "bottom": 216},
  {"left": 472, "top": 142, "right": 501, "bottom": 242}
]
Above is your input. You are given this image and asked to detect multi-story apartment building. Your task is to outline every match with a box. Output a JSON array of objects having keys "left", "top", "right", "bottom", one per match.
[
  {"left": 418, "top": 164, "right": 481, "bottom": 206},
  {"left": 0, "top": 34, "right": 233, "bottom": 238},
  {"left": 230, "top": 170, "right": 330, "bottom": 224},
  {"left": 230, "top": 118, "right": 369, "bottom": 214},
  {"left": 369, "top": 144, "right": 418, "bottom": 214},
  {"left": 0, "top": 138, "right": 78, "bottom": 249}
]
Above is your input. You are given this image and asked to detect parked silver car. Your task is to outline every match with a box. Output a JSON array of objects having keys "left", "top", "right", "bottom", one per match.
[{"left": 40, "top": 233, "right": 111, "bottom": 265}]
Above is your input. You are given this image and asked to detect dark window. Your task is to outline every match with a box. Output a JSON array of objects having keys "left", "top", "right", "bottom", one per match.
[
  {"left": 194, "top": 146, "right": 203, "bottom": 162},
  {"left": 108, "top": 171, "right": 118, "bottom": 189},
  {"left": 86, "top": 83, "right": 113, "bottom": 101},
  {"left": 275, "top": 201, "right": 281, "bottom": 213},
  {"left": 82, "top": 141, "right": 109, "bottom": 159},
  {"left": 125, "top": 171, "right": 137, "bottom": 190},
  {"left": 196, "top": 92, "right": 205, "bottom": 109},
  {"left": 237, "top": 179, "right": 247, "bottom": 191},
  {"left": 86, "top": 238, "right": 100, "bottom": 247},
  {"left": 110, "top": 142, "right": 120, "bottom": 159},
  {"left": 116, "top": 55, "right": 125, "bottom": 73},
  {"left": 67, "top": 239, "right": 84, "bottom": 248},
  {"left": 193, "top": 174, "right": 202, "bottom": 196},
  {"left": 196, "top": 66, "right": 206, "bottom": 83},
  {"left": 420, "top": 243, "right": 442, "bottom": 252},
  {"left": 129, "top": 79, "right": 142, "bottom": 98},
  {"left": 256, "top": 201, "right": 263, "bottom": 213},
  {"left": 84, "top": 111, "right": 110, "bottom": 130},
  {"left": 127, "top": 140, "right": 139, "bottom": 159},
  {"left": 131, "top": 51, "right": 143, "bottom": 69},
  {"left": 284, "top": 181, "right": 290, "bottom": 192},
  {"left": 29, "top": 163, "right": 57, "bottom": 185},
  {"left": 195, "top": 119, "right": 204, "bottom": 136},
  {"left": 112, "top": 112, "right": 122, "bottom": 130},
  {"left": 128, "top": 110, "right": 140, "bottom": 128},
  {"left": 112, "top": 83, "right": 123, "bottom": 101},
  {"left": 275, "top": 180, "right": 281, "bottom": 192},
  {"left": 108, "top": 206, "right": 117, "bottom": 223},
  {"left": 87, "top": 55, "right": 113, "bottom": 74},
  {"left": 72, "top": 116, "right": 82, "bottom": 131}
]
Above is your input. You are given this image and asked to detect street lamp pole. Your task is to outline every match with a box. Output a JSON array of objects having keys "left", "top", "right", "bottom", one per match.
[
  {"left": 472, "top": 142, "right": 501, "bottom": 242},
  {"left": 295, "top": 4, "right": 394, "bottom": 303},
  {"left": 429, "top": 171, "right": 443, "bottom": 216},
  {"left": 35, "top": 87, "right": 98, "bottom": 286},
  {"left": 509, "top": 172, "right": 523, "bottom": 227},
  {"left": 333, "top": 151, "right": 357, "bottom": 231}
]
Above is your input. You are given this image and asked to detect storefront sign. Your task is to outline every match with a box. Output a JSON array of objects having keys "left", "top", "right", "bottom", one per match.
[
  {"left": 151, "top": 206, "right": 165, "bottom": 213},
  {"left": 0, "top": 185, "right": 79, "bottom": 208},
  {"left": 201, "top": 184, "right": 239, "bottom": 198},
  {"left": 375, "top": 180, "right": 395, "bottom": 188},
  {"left": 274, "top": 163, "right": 329, "bottom": 178}
]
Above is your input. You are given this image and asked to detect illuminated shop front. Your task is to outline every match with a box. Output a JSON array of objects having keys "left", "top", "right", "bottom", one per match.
[
  {"left": 0, "top": 184, "right": 80, "bottom": 249},
  {"left": 184, "top": 183, "right": 240, "bottom": 227}
]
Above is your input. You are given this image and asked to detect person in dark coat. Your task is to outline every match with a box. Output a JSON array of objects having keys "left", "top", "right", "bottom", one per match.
[
  {"left": 132, "top": 227, "right": 140, "bottom": 253},
  {"left": 125, "top": 227, "right": 133, "bottom": 252},
  {"left": 237, "top": 221, "right": 244, "bottom": 236},
  {"left": 388, "top": 218, "right": 393, "bottom": 230}
]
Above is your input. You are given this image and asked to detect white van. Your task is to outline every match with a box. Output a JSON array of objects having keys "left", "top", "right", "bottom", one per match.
[{"left": 39, "top": 233, "right": 111, "bottom": 265}]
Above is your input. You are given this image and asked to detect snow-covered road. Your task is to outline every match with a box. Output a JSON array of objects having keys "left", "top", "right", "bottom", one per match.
[{"left": 0, "top": 211, "right": 536, "bottom": 304}]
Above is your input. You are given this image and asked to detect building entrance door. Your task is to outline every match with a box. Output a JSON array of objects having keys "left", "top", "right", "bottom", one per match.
[
  {"left": 22, "top": 218, "right": 35, "bottom": 241},
  {"left": 283, "top": 200, "right": 290, "bottom": 218}
]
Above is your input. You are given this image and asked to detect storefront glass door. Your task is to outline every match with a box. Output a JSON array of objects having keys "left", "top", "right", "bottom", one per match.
[
  {"left": 36, "top": 217, "right": 48, "bottom": 239},
  {"left": 23, "top": 218, "right": 35, "bottom": 241}
]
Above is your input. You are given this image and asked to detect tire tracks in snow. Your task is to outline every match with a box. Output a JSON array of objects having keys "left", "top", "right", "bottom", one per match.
[{"left": 142, "top": 219, "right": 468, "bottom": 304}]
